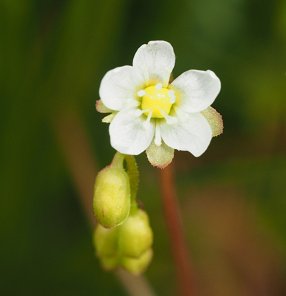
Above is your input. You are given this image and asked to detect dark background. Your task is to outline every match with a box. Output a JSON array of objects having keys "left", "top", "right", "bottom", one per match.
[{"left": 1, "top": 0, "right": 286, "bottom": 295}]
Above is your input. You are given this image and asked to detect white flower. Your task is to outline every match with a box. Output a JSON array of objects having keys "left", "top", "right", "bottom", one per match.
[{"left": 97, "top": 41, "right": 223, "bottom": 168}]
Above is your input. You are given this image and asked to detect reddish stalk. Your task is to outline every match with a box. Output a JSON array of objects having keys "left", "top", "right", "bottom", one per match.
[{"left": 159, "top": 163, "right": 195, "bottom": 296}]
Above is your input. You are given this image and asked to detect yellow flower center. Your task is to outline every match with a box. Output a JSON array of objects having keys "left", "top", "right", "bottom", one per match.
[{"left": 140, "top": 84, "right": 175, "bottom": 119}]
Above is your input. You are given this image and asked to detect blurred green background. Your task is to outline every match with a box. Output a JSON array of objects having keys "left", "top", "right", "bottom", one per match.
[{"left": 1, "top": 0, "right": 286, "bottom": 295}]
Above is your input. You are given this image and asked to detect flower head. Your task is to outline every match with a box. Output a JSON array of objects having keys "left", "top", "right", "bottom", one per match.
[
  {"left": 94, "top": 209, "right": 153, "bottom": 275},
  {"left": 97, "top": 41, "right": 223, "bottom": 167}
]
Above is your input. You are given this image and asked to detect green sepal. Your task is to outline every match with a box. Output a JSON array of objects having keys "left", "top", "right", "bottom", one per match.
[
  {"left": 201, "top": 106, "right": 223, "bottom": 137},
  {"left": 146, "top": 141, "right": 174, "bottom": 169}
]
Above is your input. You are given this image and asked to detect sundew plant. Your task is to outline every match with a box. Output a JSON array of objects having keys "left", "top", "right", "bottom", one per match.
[
  {"left": 93, "top": 40, "right": 223, "bottom": 291},
  {"left": 2, "top": 1, "right": 286, "bottom": 296}
]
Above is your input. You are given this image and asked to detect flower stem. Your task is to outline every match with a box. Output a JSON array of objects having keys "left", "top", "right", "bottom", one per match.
[
  {"left": 125, "top": 155, "right": 139, "bottom": 213},
  {"left": 112, "top": 152, "right": 139, "bottom": 213},
  {"left": 111, "top": 151, "right": 125, "bottom": 168},
  {"left": 159, "top": 162, "right": 195, "bottom": 296},
  {"left": 53, "top": 110, "right": 155, "bottom": 296}
]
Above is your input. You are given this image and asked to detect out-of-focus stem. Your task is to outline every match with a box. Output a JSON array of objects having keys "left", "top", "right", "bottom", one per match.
[
  {"left": 54, "top": 109, "right": 96, "bottom": 227},
  {"left": 53, "top": 109, "right": 155, "bottom": 296},
  {"left": 159, "top": 163, "right": 195, "bottom": 296},
  {"left": 115, "top": 269, "right": 155, "bottom": 296}
]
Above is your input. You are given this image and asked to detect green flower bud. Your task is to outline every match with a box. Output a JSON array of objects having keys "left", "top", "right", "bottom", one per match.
[
  {"left": 94, "top": 210, "right": 153, "bottom": 273},
  {"left": 93, "top": 225, "right": 118, "bottom": 257},
  {"left": 93, "top": 166, "right": 130, "bottom": 228},
  {"left": 93, "top": 225, "right": 119, "bottom": 271},
  {"left": 121, "top": 249, "right": 153, "bottom": 275},
  {"left": 118, "top": 209, "right": 153, "bottom": 258},
  {"left": 100, "top": 255, "right": 118, "bottom": 271}
]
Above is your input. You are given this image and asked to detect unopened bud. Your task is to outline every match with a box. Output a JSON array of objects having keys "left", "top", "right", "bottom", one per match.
[
  {"left": 93, "top": 167, "right": 130, "bottom": 228},
  {"left": 121, "top": 249, "right": 153, "bottom": 275},
  {"left": 93, "top": 225, "right": 119, "bottom": 270},
  {"left": 94, "top": 225, "right": 118, "bottom": 257},
  {"left": 118, "top": 209, "right": 153, "bottom": 258},
  {"left": 99, "top": 255, "right": 118, "bottom": 271}
]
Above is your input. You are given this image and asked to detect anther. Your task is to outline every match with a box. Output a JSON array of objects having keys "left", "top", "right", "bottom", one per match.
[
  {"left": 159, "top": 109, "right": 178, "bottom": 125},
  {"left": 137, "top": 90, "right": 146, "bottom": 97},
  {"left": 155, "top": 83, "right": 163, "bottom": 90}
]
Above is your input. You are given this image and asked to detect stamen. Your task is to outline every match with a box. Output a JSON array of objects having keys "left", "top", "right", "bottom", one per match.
[
  {"left": 134, "top": 109, "right": 144, "bottom": 117},
  {"left": 137, "top": 90, "right": 146, "bottom": 97},
  {"left": 155, "top": 83, "right": 163, "bottom": 90},
  {"left": 155, "top": 124, "right": 162, "bottom": 146},
  {"left": 143, "top": 110, "right": 153, "bottom": 129},
  {"left": 159, "top": 109, "right": 178, "bottom": 124},
  {"left": 168, "top": 90, "right": 176, "bottom": 104},
  {"left": 126, "top": 98, "right": 140, "bottom": 109},
  {"left": 170, "top": 98, "right": 176, "bottom": 104},
  {"left": 166, "top": 116, "right": 177, "bottom": 124}
]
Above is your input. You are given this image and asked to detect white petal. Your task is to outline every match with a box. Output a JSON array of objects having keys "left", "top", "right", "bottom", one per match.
[
  {"left": 99, "top": 66, "right": 143, "bottom": 111},
  {"left": 160, "top": 111, "right": 212, "bottom": 157},
  {"left": 133, "top": 41, "right": 175, "bottom": 86},
  {"left": 201, "top": 107, "right": 223, "bottom": 137},
  {"left": 109, "top": 109, "right": 155, "bottom": 155},
  {"left": 171, "top": 70, "right": 221, "bottom": 113}
]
